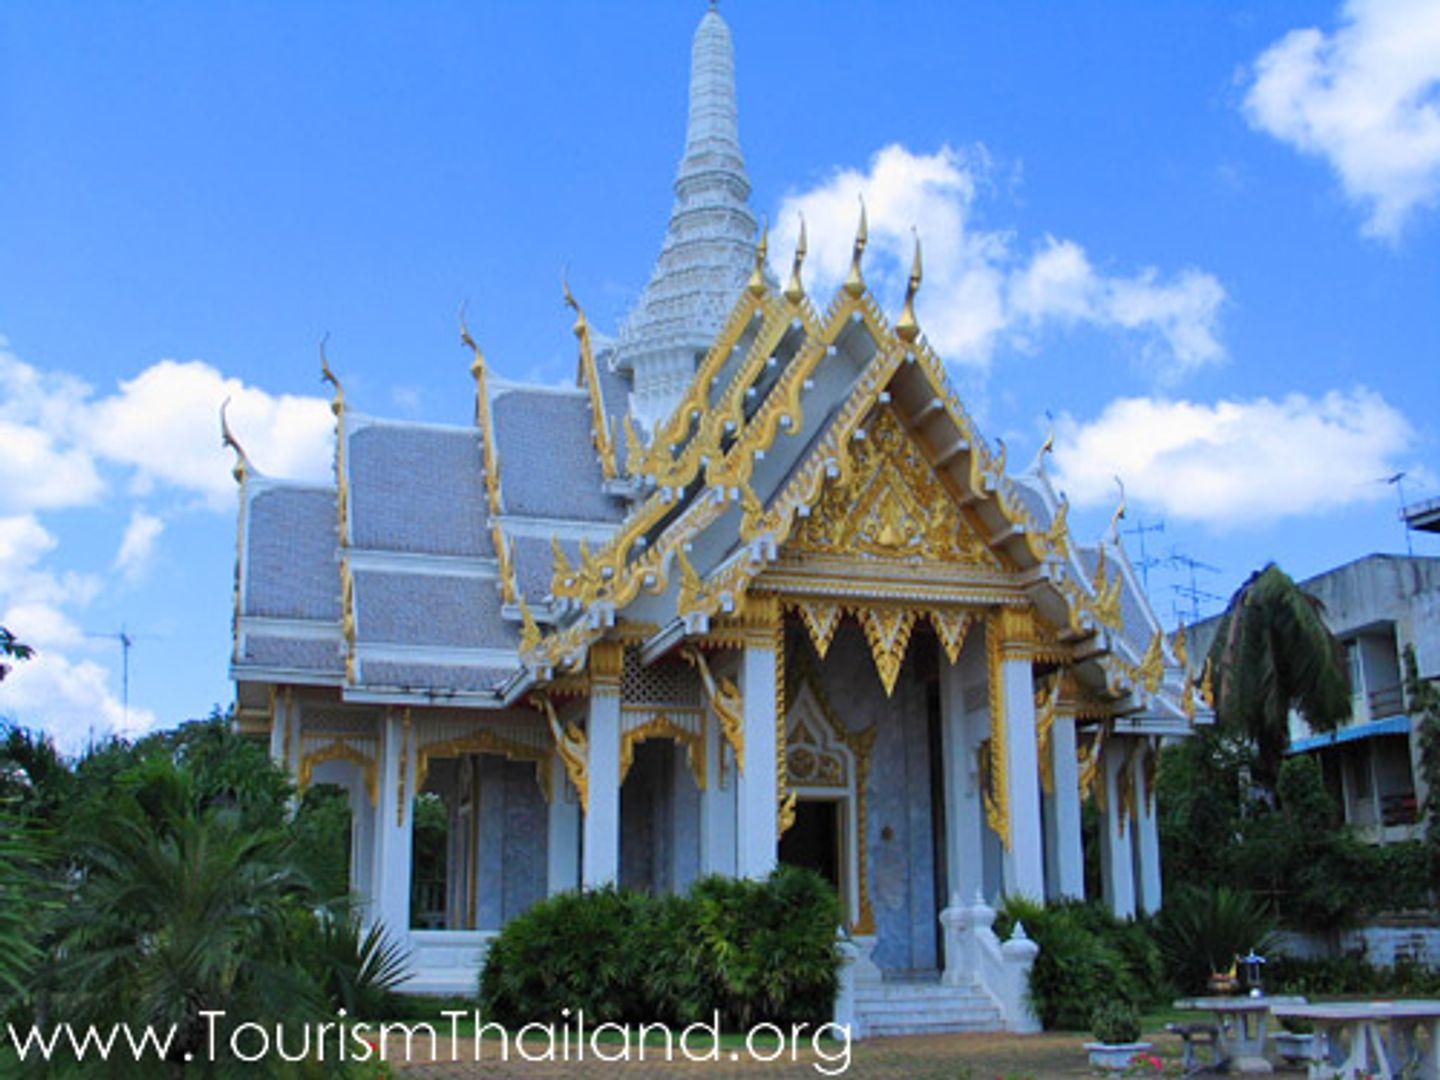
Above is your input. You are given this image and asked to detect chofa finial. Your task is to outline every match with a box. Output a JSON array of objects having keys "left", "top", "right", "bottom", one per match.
[
  {"left": 843, "top": 195, "right": 868, "bottom": 297},
  {"left": 895, "top": 231, "right": 923, "bottom": 342},
  {"left": 219, "top": 397, "right": 252, "bottom": 484},
  {"left": 561, "top": 273, "right": 588, "bottom": 338},
  {"left": 1109, "top": 476, "right": 1127, "bottom": 537},
  {"left": 318, "top": 332, "right": 343, "bottom": 416},
  {"left": 783, "top": 214, "right": 807, "bottom": 305}
]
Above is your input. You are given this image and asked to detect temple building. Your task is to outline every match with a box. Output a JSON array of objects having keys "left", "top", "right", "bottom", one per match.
[{"left": 228, "top": 7, "right": 1205, "bottom": 1034}]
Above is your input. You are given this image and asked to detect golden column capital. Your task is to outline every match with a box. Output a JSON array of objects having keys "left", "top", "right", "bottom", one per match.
[{"left": 589, "top": 639, "right": 625, "bottom": 692}]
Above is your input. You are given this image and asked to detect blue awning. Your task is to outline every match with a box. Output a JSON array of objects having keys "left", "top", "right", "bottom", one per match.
[{"left": 1289, "top": 714, "right": 1411, "bottom": 754}]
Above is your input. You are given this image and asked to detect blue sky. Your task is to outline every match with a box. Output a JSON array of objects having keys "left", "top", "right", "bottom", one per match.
[{"left": 2, "top": 0, "right": 1438, "bottom": 748}]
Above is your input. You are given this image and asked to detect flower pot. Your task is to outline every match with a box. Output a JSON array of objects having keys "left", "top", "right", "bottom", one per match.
[
  {"left": 1084, "top": 1040, "right": 1152, "bottom": 1072},
  {"left": 1272, "top": 1031, "right": 1321, "bottom": 1064}
]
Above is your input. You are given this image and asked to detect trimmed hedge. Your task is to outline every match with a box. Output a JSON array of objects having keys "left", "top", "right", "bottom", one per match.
[{"left": 478, "top": 866, "right": 841, "bottom": 1030}]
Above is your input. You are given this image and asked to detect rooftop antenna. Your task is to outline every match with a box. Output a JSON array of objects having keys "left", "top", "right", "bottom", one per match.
[
  {"left": 1382, "top": 472, "right": 1414, "bottom": 557},
  {"left": 1168, "top": 550, "right": 1223, "bottom": 625},
  {"left": 1121, "top": 517, "right": 1165, "bottom": 590}
]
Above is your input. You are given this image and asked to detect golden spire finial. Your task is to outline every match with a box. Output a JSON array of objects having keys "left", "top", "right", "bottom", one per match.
[
  {"left": 783, "top": 215, "right": 807, "bottom": 305},
  {"left": 896, "top": 232, "right": 923, "bottom": 342},
  {"left": 746, "top": 218, "right": 769, "bottom": 297},
  {"left": 219, "top": 397, "right": 252, "bottom": 484},
  {"left": 318, "top": 332, "right": 344, "bottom": 415},
  {"left": 843, "top": 196, "right": 868, "bottom": 297}
]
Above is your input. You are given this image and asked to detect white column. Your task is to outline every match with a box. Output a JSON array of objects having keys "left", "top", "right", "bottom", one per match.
[
  {"left": 349, "top": 778, "right": 377, "bottom": 915},
  {"left": 1135, "top": 747, "right": 1163, "bottom": 914},
  {"left": 371, "top": 710, "right": 414, "bottom": 939},
  {"left": 939, "top": 646, "right": 985, "bottom": 904},
  {"left": 1045, "top": 713, "right": 1085, "bottom": 900},
  {"left": 698, "top": 692, "right": 737, "bottom": 876},
  {"left": 1000, "top": 655, "right": 1045, "bottom": 901},
  {"left": 582, "top": 642, "right": 623, "bottom": 888},
  {"left": 547, "top": 753, "right": 581, "bottom": 895},
  {"left": 736, "top": 634, "right": 778, "bottom": 879},
  {"left": 1100, "top": 740, "right": 1136, "bottom": 919}
]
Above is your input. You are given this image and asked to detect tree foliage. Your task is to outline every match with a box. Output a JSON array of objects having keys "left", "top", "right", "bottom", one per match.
[
  {"left": 0, "top": 625, "right": 33, "bottom": 683},
  {"left": 1207, "top": 563, "right": 1351, "bottom": 795},
  {"left": 1407, "top": 644, "right": 1440, "bottom": 890}
]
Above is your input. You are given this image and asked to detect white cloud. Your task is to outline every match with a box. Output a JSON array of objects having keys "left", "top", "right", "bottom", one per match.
[
  {"left": 1244, "top": 0, "right": 1440, "bottom": 239},
  {"left": 113, "top": 510, "right": 164, "bottom": 582},
  {"left": 89, "top": 359, "right": 334, "bottom": 510},
  {"left": 0, "top": 340, "right": 334, "bottom": 514},
  {"left": 0, "top": 651, "right": 157, "bottom": 752},
  {"left": 1051, "top": 388, "right": 1418, "bottom": 528},
  {"left": 772, "top": 144, "right": 1226, "bottom": 378}
]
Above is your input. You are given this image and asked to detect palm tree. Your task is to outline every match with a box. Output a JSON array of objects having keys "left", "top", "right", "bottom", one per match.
[
  {"left": 44, "top": 805, "right": 326, "bottom": 1069},
  {"left": 1206, "top": 563, "right": 1351, "bottom": 798}
]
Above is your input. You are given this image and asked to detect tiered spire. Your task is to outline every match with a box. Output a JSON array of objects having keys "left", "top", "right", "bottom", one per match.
[{"left": 614, "top": 5, "right": 760, "bottom": 431}]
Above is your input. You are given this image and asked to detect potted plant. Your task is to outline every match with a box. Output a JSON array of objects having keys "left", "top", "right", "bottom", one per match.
[
  {"left": 1085, "top": 1001, "right": 1152, "bottom": 1072},
  {"left": 1272, "top": 1015, "right": 1321, "bottom": 1066}
]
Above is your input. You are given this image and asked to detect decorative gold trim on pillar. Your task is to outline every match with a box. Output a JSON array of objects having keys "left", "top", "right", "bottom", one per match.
[
  {"left": 741, "top": 595, "right": 794, "bottom": 838},
  {"left": 285, "top": 687, "right": 299, "bottom": 768},
  {"left": 396, "top": 707, "right": 411, "bottom": 827},
  {"left": 985, "top": 611, "right": 1011, "bottom": 849},
  {"left": 1035, "top": 675, "right": 1061, "bottom": 797}
]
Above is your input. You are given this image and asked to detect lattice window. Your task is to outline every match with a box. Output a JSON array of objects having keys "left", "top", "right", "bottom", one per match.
[{"left": 622, "top": 653, "right": 701, "bottom": 708}]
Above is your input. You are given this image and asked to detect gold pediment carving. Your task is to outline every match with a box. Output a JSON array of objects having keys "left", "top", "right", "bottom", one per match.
[{"left": 790, "top": 406, "right": 1001, "bottom": 568}]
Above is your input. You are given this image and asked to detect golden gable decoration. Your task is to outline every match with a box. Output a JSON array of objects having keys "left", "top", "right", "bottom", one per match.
[{"left": 791, "top": 406, "right": 1001, "bottom": 567}]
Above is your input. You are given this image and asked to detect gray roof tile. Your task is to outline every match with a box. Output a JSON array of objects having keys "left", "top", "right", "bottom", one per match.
[
  {"left": 348, "top": 421, "right": 493, "bottom": 557},
  {"left": 353, "top": 570, "right": 518, "bottom": 649},
  {"left": 244, "top": 486, "right": 340, "bottom": 620},
  {"left": 491, "top": 388, "right": 626, "bottom": 522}
]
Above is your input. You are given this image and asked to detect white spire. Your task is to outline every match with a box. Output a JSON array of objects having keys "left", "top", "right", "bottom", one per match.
[{"left": 615, "top": 4, "right": 759, "bottom": 431}]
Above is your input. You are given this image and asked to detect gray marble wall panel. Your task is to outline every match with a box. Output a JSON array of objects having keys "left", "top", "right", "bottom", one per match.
[{"left": 812, "top": 626, "right": 940, "bottom": 975}]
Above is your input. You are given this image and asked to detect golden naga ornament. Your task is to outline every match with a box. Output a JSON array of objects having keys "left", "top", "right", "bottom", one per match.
[
  {"left": 536, "top": 693, "right": 589, "bottom": 812},
  {"left": 683, "top": 646, "right": 744, "bottom": 772}
]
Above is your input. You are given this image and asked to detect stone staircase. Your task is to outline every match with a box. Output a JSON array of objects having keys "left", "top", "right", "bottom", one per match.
[{"left": 853, "top": 977, "right": 1005, "bottom": 1038}]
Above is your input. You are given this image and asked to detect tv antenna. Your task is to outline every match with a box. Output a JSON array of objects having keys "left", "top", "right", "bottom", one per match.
[
  {"left": 1381, "top": 472, "right": 1414, "bottom": 557},
  {"left": 1168, "top": 550, "right": 1223, "bottom": 625},
  {"left": 83, "top": 625, "right": 155, "bottom": 744},
  {"left": 1121, "top": 518, "right": 1165, "bottom": 590}
]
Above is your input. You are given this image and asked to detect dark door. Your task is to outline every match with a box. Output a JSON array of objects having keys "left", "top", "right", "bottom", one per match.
[{"left": 778, "top": 799, "right": 841, "bottom": 892}]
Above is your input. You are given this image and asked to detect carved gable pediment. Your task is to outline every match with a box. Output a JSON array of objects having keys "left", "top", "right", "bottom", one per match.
[{"left": 790, "top": 405, "right": 1001, "bottom": 567}]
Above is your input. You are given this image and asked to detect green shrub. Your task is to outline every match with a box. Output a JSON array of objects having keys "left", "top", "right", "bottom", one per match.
[
  {"left": 1090, "top": 1000, "right": 1141, "bottom": 1044},
  {"left": 479, "top": 885, "right": 658, "bottom": 1026},
  {"left": 478, "top": 866, "right": 840, "bottom": 1030},
  {"left": 997, "top": 897, "right": 1160, "bottom": 1031},
  {"left": 1154, "top": 885, "right": 1276, "bottom": 995}
]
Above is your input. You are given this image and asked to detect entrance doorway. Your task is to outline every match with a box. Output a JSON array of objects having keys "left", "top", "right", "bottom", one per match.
[{"left": 779, "top": 798, "right": 841, "bottom": 893}]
